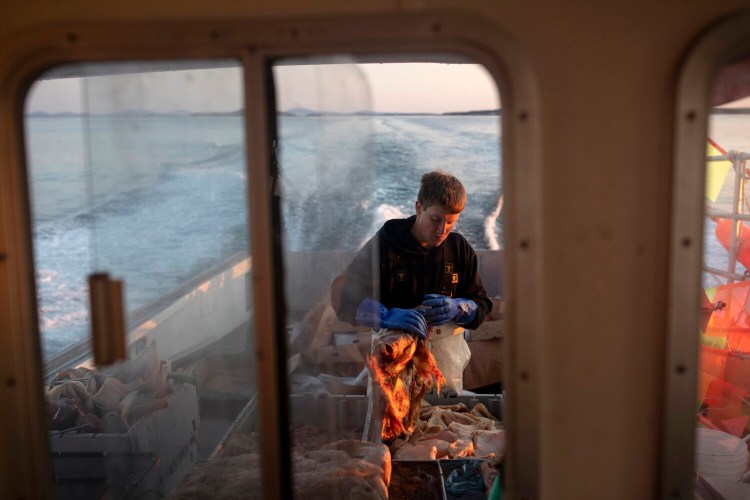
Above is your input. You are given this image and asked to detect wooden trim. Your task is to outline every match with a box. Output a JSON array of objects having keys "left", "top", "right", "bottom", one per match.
[
  {"left": 0, "top": 12, "right": 542, "bottom": 499},
  {"left": 666, "top": 10, "right": 750, "bottom": 499}
]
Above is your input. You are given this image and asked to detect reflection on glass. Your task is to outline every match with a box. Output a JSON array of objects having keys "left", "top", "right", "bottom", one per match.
[
  {"left": 25, "top": 61, "right": 257, "bottom": 499},
  {"left": 697, "top": 56, "right": 750, "bottom": 493},
  {"left": 274, "top": 58, "right": 505, "bottom": 498}
]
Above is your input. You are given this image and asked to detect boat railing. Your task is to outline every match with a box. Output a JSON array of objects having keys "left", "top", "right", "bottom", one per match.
[
  {"left": 43, "top": 251, "right": 251, "bottom": 378},
  {"left": 43, "top": 247, "right": 504, "bottom": 378},
  {"left": 705, "top": 151, "right": 750, "bottom": 284}
]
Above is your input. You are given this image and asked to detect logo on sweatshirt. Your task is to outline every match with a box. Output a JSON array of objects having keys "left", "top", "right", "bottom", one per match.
[
  {"left": 445, "top": 263, "right": 453, "bottom": 274},
  {"left": 396, "top": 270, "right": 407, "bottom": 282}
]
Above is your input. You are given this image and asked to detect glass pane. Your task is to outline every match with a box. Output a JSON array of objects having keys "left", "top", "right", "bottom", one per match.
[
  {"left": 274, "top": 58, "right": 505, "bottom": 498},
  {"left": 25, "top": 60, "right": 258, "bottom": 498},
  {"left": 696, "top": 56, "right": 750, "bottom": 495}
]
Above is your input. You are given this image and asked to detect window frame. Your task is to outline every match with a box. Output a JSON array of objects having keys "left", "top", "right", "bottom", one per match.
[
  {"left": 666, "top": 10, "right": 750, "bottom": 499},
  {"left": 0, "top": 13, "right": 542, "bottom": 498}
]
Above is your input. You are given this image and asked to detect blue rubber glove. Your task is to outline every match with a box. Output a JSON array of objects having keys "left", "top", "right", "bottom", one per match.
[
  {"left": 355, "top": 298, "right": 428, "bottom": 339},
  {"left": 422, "top": 293, "right": 478, "bottom": 326}
]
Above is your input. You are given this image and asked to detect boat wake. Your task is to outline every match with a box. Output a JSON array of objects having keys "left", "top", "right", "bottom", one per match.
[{"left": 484, "top": 194, "right": 503, "bottom": 250}]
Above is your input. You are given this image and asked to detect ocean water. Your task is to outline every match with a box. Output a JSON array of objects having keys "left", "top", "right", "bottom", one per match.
[
  {"left": 25, "top": 112, "right": 748, "bottom": 359},
  {"left": 278, "top": 115, "right": 503, "bottom": 251},
  {"left": 25, "top": 114, "right": 503, "bottom": 359}
]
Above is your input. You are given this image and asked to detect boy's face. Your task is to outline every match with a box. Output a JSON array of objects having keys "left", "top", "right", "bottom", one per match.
[{"left": 412, "top": 201, "right": 461, "bottom": 249}]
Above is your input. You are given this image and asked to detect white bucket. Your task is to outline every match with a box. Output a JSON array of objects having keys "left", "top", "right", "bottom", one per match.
[{"left": 695, "top": 428, "right": 749, "bottom": 481}]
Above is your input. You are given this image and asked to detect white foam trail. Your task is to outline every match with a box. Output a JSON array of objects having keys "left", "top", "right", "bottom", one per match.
[
  {"left": 484, "top": 194, "right": 504, "bottom": 250},
  {"left": 357, "top": 203, "right": 410, "bottom": 248},
  {"left": 376, "top": 203, "right": 408, "bottom": 223},
  {"left": 40, "top": 308, "right": 88, "bottom": 331},
  {"left": 37, "top": 269, "right": 58, "bottom": 284}
]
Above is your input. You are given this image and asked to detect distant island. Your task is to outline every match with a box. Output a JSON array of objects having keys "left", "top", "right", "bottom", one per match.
[
  {"left": 25, "top": 108, "right": 750, "bottom": 118},
  {"left": 25, "top": 109, "right": 243, "bottom": 118},
  {"left": 712, "top": 107, "right": 750, "bottom": 114},
  {"left": 28, "top": 106, "right": 750, "bottom": 118},
  {"left": 279, "top": 107, "right": 500, "bottom": 117},
  {"left": 26, "top": 107, "right": 502, "bottom": 118}
]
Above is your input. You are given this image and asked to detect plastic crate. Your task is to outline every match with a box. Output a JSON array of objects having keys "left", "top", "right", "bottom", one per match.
[{"left": 50, "top": 383, "right": 200, "bottom": 499}]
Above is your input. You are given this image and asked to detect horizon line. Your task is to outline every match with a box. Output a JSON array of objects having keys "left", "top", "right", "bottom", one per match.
[{"left": 25, "top": 107, "right": 504, "bottom": 117}]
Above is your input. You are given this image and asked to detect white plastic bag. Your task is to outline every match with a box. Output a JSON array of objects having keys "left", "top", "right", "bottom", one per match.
[{"left": 427, "top": 322, "right": 471, "bottom": 394}]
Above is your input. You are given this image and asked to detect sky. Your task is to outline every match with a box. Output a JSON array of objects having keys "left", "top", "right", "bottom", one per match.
[
  {"left": 25, "top": 63, "right": 500, "bottom": 115},
  {"left": 718, "top": 96, "right": 750, "bottom": 108}
]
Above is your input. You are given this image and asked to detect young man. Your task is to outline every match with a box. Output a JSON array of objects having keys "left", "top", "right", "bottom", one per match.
[{"left": 332, "top": 170, "right": 492, "bottom": 338}]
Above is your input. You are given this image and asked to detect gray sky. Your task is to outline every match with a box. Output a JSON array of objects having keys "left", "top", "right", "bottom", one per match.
[{"left": 26, "top": 63, "right": 500, "bottom": 114}]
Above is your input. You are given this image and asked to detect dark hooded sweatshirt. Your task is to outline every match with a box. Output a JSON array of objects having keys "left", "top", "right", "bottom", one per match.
[{"left": 334, "top": 215, "right": 492, "bottom": 330}]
